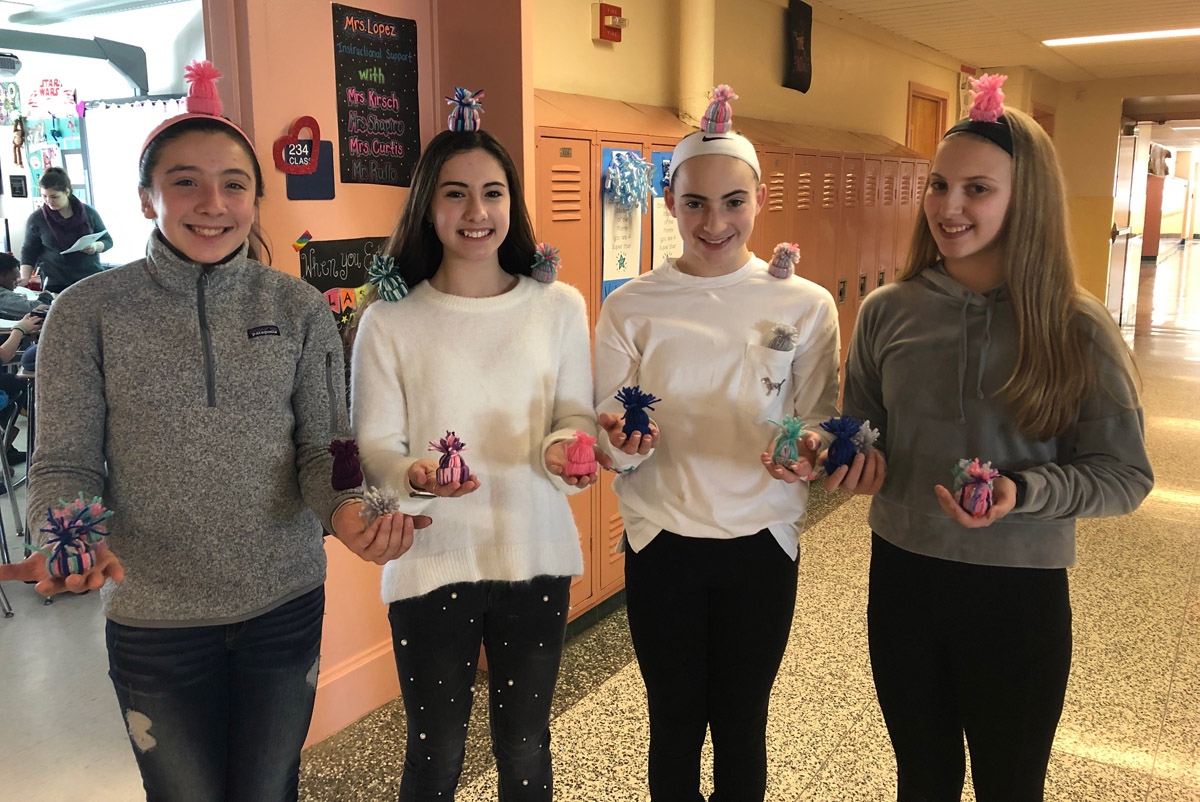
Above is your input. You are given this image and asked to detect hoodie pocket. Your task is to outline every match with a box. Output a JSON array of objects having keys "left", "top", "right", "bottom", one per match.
[{"left": 738, "top": 343, "right": 793, "bottom": 424}]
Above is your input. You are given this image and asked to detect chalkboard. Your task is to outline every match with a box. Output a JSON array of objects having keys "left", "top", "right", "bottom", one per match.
[
  {"left": 332, "top": 3, "right": 420, "bottom": 187},
  {"left": 299, "top": 235, "right": 389, "bottom": 334}
]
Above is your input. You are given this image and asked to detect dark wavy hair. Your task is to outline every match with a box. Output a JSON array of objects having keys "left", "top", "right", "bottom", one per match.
[
  {"left": 359, "top": 129, "right": 536, "bottom": 313},
  {"left": 39, "top": 167, "right": 72, "bottom": 193},
  {"left": 138, "top": 117, "right": 272, "bottom": 264}
]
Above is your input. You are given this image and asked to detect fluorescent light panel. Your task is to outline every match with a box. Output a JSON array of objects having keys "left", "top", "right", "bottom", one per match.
[{"left": 1043, "top": 27, "right": 1200, "bottom": 46}]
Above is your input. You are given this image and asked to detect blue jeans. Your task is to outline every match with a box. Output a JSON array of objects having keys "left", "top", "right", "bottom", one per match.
[
  {"left": 105, "top": 585, "right": 325, "bottom": 802},
  {"left": 388, "top": 575, "right": 571, "bottom": 801}
]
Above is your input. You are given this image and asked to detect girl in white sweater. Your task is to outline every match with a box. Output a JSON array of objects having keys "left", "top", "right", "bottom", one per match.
[{"left": 351, "top": 94, "right": 603, "bottom": 800}]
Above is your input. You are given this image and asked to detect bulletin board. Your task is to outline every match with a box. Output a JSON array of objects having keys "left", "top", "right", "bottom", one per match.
[{"left": 601, "top": 147, "right": 643, "bottom": 302}]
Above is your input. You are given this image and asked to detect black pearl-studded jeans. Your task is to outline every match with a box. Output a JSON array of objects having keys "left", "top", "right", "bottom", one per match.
[{"left": 388, "top": 575, "right": 571, "bottom": 801}]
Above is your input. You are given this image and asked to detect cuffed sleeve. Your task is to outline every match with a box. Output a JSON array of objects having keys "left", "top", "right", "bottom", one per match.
[
  {"left": 594, "top": 299, "right": 655, "bottom": 472},
  {"left": 540, "top": 286, "right": 597, "bottom": 495}
]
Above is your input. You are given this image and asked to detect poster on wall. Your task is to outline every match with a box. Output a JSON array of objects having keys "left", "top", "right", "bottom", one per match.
[
  {"left": 784, "top": 0, "right": 813, "bottom": 93},
  {"left": 650, "top": 151, "right": 682, "bottom": 268},
  {"left": 297, "top": 234, "right": 388, "bottom": 333},
  {"left": 331, "top": 3, "right": 421, "bottom": 187},
  {"left": 601, "top": 147, "right": 643, "bottom": 303}
]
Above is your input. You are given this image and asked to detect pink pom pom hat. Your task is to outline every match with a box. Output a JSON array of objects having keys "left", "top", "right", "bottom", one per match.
[
  {"left": 140, "top": 60, "right": 256, "bottom": 161},
  {"left": 943, "top": 73, "right": 1012, "bottom": 156}
]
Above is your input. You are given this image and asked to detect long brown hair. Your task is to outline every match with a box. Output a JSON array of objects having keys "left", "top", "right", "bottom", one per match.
[
  {"left": 356, "top": 129, "right": 537, "bottom": 317},
  {"left": 897, "top": 106, "right": 1137, "bottom": 440}
]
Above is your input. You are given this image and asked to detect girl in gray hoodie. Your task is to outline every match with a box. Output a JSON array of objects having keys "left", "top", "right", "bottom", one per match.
[{"left": 841, "top": 77, "right": 1152, "bottom": 801}]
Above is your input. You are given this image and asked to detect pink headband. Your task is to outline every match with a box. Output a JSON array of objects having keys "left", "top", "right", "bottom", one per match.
[{"left": 139, "top": 61, "right": 256, "bottom": 162}]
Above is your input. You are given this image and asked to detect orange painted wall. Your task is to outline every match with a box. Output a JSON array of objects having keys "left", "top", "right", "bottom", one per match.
[{"left": 205, "top": 0, "right": 438, "bottom": 746}]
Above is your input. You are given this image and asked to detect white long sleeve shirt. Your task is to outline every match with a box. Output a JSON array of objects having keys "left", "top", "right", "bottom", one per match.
[
  {"left": 594, "top": 256, "right": 841, "bottom": 558},
  {"left": 352, "top": 277, "right": 593, "bottom": 602}
]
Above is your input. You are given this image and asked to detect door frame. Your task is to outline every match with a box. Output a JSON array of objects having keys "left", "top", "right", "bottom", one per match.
[{"left": 906, "top": 81, "right": 949, "bottom": 159}]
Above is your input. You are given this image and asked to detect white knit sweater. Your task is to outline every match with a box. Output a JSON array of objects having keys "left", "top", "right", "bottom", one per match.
[
  {"left": 595, "top": 256, "right": 841, "bottom": 558},
  {"left": 352, "top": 277, "right": 593, "bottom": 602}
]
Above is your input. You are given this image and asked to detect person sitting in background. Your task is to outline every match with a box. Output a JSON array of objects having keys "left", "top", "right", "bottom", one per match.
[
  {"left": 0, "top": 253, "right": 51, "bottom": 319},
  {"left": 0, "top": 308, "right": 42, "bottom": 468},
  {"left": 20, "top": 167, "right": 112, "bottom": 293}
]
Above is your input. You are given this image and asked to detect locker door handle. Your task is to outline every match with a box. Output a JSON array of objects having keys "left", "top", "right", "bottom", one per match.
[
  {"left": 837, "top": 279, "right": 847, "bottom": 304},
  {"left": 858, "top": 275, "right": 867, "bottom": 298},
  {"left": 877, "top": 270, "right": 886, "bottom": 287}
]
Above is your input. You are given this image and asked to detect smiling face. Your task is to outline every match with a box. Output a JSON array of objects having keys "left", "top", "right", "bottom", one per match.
[
  {"left": 665, "top": 154, "right": 765, "bottom": 277},
  {"left": 428, "top": 148, "right": 510, "bottom": 267},
  {"left": 924, "top": 134, "right": 1013, "bottom": 284},
  {"left": 138, "top": 130, "right": 258, "bottom": 264}
]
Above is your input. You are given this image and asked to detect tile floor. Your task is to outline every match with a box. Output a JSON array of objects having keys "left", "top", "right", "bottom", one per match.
[{"left": 3, "top": 242, "right": 1200, "bottom": 801}]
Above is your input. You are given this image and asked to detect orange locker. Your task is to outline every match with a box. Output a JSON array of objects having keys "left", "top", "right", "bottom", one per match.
[
  {"left": 754, "top": 148, "right": 792, "bottom": 259},
  {"left": 792, "top": 151, "right": 821, "bottom": 289},
  {"left": 836, "top": 154, "right": 863, "bottom": 357},
  {"left": 814, "top": 153, "right": 842, "bottom": 303},
  {"left": 894, "top": 160, "right": 916, "bottom": 280},
  {"left": 879, "top": 158, "right": 900, "bottom": 284},
  {"left": 860, "top": 157, "right": 882, "bottom": 299}
]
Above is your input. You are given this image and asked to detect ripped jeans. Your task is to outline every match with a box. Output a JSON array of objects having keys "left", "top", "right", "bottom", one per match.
[{"left": 105, "top": 585, "right": 324, "bottom": 802}]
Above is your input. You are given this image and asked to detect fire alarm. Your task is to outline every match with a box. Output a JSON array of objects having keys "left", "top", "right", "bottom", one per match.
[{"left": 592, "top": 3, "right": 628, "bottom": 42}]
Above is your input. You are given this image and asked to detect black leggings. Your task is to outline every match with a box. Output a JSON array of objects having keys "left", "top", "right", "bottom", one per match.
[
  {"left": 868, "top": 534, "right": 1072, "bottom": 802},
  {"left": 625, "top": 529, "right": 798, "bottom": 802}
]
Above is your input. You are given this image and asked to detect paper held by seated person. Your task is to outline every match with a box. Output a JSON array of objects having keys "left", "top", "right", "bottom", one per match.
[{"left": 60, "top": 230, "right": 108, "bottom": 255}]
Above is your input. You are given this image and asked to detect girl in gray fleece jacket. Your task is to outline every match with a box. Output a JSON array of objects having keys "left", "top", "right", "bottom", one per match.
[
  {"left": 25, "top": 62, "right": 429, "bottom": 802},
  {"left": 842, "top": 80, "right": 1152, "bottom": 801}
]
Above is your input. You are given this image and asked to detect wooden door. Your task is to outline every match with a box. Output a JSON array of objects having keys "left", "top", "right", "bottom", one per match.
[
  {"left": 906, "top": 82, "right": 948, "bottom": 161},
  {"left": 535, "top": 134, "right": 596, "bottom": 613}
]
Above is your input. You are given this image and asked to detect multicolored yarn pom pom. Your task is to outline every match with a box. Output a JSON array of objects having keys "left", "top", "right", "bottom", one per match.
[
  {"left": 32, "top": 494, "right": 113, "bottom": 578},
  {"left": 769, "top": 415, "right": 807, "bottom": 467},
  {"left": 531, "top": 242, "right": 560, "bottom": 284},
  {"left": 769, "top": 242, "right": 800, "bottom": 279},
  {"left": 952, "top": 457, "right": 1001, "bottom": 518},
  {"left": 183, "top": 60, "right": 223, "bottom": 116},
  {"left": 564, "top": 431, "right": 599, "bottom": 477},
  {"left": 615, "top": 386, "right": 662, "bottom": 437},
  {"left": 446, "top": 87, "right": 485, "bottom": 132},
  {"left": 360, "top": 485, "right": 403, "bottom": 525},
  {"left": 702, "top": 84, "right": 739, "bottom": 134},
  {"left": 368, "top": 254, "right": 409, "bottom": 302},
  {"left": 820, "top": 415, "right": 865, "bottom": 475},
  {"left": 329, "top": 439, "right": 363, "bottom": 491},
  {"left": 430, "top": 431, "right": 471, "bottom": 485},
  {"left": 767, "top": 323, "right": 799, "bottom": 351},
  {"left": 968, "top": 74, "right": 1007, "bottom": 123},
  {"left": 604, "top": 151, "right": 654, "bottom": 213}
]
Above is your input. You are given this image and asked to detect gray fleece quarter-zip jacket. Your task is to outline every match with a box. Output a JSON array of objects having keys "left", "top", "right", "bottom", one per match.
[
  {"left": 30, "top": 233, "right": 360, "bottom": 627},
  {"left": 843, "top": 265, "right": 1153, "bottom": 569}
]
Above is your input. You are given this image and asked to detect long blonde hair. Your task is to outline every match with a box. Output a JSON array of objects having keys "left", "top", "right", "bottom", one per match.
[{"left": 897, "top": 107, "right": 1136, "bottom": 441}]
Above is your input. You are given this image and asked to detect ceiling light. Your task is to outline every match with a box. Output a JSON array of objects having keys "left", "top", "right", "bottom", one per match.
[
  {"left": 1043, "top": 27, "right": 1200, "bottom": 46},
  {"left": 1173, "top": 127, "right": 1200, "bottom": 131}
]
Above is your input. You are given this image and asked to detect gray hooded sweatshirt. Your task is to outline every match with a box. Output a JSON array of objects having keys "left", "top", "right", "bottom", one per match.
[
  {"left": 843, "top": 265, "right": 1153, "bottom": 569},
  {"left": 30, "top": 233, "right": 359, "bottom": 626}
]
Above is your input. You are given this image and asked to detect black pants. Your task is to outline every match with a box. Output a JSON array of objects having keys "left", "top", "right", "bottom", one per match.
[
  {"left": 388, "top": 575, "right": 571, "bottom": 801},
  {"left": 625, "top": 529, "right": 799, "bottom": 802},
  {"left": 868, "top": 534, "right": 1072, "bottom": 802}
]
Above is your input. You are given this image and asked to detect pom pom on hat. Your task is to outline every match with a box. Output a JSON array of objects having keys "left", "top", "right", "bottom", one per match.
[
  {"left": 702, "top": 84, "right": 739, "bottom": 134},
  {"left": 968, "top": 74, "right": 1006, "bottom": 123},
  {"left": 184, "top": 60, "right": 224, "bottom": 116},
  {"left": 531, "top": 242, "right": 560, "bottom": 283},
  {"left": 446, "top": 87, "right": 485, "bottom": 132},
  {"left": 769, "top": 242, "right": 800, "bottom": 279}
]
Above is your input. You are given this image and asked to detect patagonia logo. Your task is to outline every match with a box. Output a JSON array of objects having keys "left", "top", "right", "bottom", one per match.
[{"left": 247, "top": 325, "right": 281, "bottom": 339}]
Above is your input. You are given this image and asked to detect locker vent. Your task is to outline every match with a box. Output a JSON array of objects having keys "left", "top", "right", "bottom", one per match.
[
  {"left": 864, "top": 172, "right": 878, "bottom": 207},
  {"left": 882, "top": 174, "right": 896, "bottom": 206},
  {"left": 607, "top": 514, "right": 624, "bottom": 559},
  {"left": 821, "top": 172, "right": 836, "bottom": 210},
  {"left": 899, "top": 174, "right": 913, "bottom": 206},
  {"left": 550, "top": 165, "right": 584, "bottom": 222},
  {"left": 843, "top": 171, "right": 858, "bottom": 208},
  {"left": 915, "top": 173, "right": 928, "bottom": 200},
  {"left": 796, "top": 172, "right": 813, "bottom": 210},
  {"left": 767, "top": 172, "right": 785, "bottom": 213}
]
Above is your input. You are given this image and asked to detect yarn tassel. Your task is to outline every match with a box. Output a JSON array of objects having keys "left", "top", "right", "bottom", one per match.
[
  {"left": 329, "top": 439, "right": 363, "bottom": 491},
  {"left": 615, "top": 386, "right": 662, "bottom": 437},
  {"left": 768, "top": 416, "right": 806, "bottom": 467}
]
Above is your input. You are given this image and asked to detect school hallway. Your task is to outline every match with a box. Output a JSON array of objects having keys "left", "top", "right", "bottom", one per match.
[
  {"left": 0, "top": 244, "right": 1197, "bottom": 801},
  {"left": 295, "top": 242, "right": 1200, "bottom": 801}
]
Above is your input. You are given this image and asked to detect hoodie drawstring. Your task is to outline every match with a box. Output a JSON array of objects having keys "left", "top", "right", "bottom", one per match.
[{"left": 956, "top": 294, "right": 996, "bottom": 424}]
